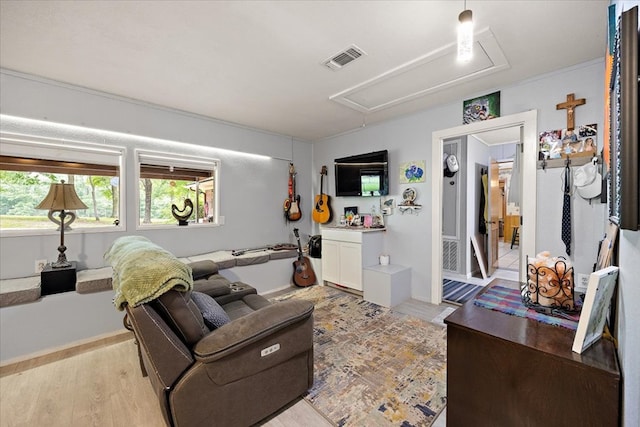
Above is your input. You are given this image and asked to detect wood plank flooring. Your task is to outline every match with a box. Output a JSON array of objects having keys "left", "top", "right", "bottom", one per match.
[
  {"left": 1, "top": 282, "right": 522, "bottom": 427},
  {"left": 0, "top": 338, "right": 332, "bottom": 427}
]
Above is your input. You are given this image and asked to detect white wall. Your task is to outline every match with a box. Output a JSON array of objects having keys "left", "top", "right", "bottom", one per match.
[
  {"left": 0, "top": 70, "right": 314, "bottom": 280},
  {"left": 0, "top": 70, "right": 314, "bottom": 361},
  {"left": 313, "top": 59, "right": 606, "bottom": 302}
]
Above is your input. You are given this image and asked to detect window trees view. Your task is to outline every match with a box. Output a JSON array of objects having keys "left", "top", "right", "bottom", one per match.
[
  {"left": 0, "top": 156, "right": 120, "bottom": 230},
  {"left": 0, "top": 140, "right": 219, "bottom": 232},
  {"left": 138, "top": 164, "right": 215, "bottom": 225},
  {"left": 0, "top": 158, "right": 217, "bottom": 230}
]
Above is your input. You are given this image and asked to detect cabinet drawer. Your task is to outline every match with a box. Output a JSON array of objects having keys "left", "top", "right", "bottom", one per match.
[{"left": 321, "top": 229, "right": 362, "bottom": 243}]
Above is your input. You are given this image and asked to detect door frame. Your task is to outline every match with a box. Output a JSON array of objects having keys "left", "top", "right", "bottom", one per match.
[{"left": 430, "top": 110, "right": 538, "bottom": 304}]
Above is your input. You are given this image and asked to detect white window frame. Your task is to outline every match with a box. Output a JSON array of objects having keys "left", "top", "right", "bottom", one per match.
[
  {"left": 0, "top": 132, "right": 126, "bottom": 237},
  {"left": 135, "top": 149, "right": 220, "bottom": 229}
]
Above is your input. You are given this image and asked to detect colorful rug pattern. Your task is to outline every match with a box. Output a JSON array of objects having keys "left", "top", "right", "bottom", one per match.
[
  {"left": 473, "top": 285, "right": 580, "bottom": 330},
  {"left": 274, "top": 286, "right": 447, "bottom": 426},
  {"left": 442, "top": 279, "right": 483, "bottom": 305}
]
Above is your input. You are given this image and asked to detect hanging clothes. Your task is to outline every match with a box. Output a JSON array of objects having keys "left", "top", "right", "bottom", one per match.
[
  {"left": 561, "top": 163, "right": 572, "bottom": 256},
  {"left": 479, "top": 171, "right": 488, "bottom": 234}
]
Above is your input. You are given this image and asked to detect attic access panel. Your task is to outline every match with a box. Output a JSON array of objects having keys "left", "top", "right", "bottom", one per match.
[{"left": 330, "top": 28, "right": 509, "bottom": 113}]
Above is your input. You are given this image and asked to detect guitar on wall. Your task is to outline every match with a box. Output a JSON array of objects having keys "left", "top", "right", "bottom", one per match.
[
  {"left": 292, "top": 228, "right": 316, "bottom": 287},
  {"left": 312, "top": 165, "right": 332, "bottom": 224},
  {"left": 283, "top": 163, "right": 302, "bottom": 222}
]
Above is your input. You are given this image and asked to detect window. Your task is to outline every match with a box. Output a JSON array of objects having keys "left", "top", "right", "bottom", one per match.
[
  {"left": 136, "top": 150, "right": 218, "bottom": 226},
  {"left": 0, "top": 135, "right": 124, "bottom": 233}
]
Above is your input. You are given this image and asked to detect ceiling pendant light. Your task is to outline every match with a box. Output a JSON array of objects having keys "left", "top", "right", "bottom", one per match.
[{"left": 457, "top": 2, "right": 474, "bottom": 61}]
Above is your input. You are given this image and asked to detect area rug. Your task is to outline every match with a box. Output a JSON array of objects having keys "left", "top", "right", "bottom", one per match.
[
  {"left": 273, "top": 285, "right": 447, "bottom": 427},
  {"left": 442, "top": 279, "right": 483, "bottom": 305}
]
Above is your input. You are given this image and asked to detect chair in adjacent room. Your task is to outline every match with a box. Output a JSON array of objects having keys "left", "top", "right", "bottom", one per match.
[{"left": 511, "top": 226, "right": 520, "bottom": 249}]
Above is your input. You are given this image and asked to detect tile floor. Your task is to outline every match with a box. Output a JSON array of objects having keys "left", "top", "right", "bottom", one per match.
[{"left": 496, "top": 240, "right": 520, "bottom": 271}]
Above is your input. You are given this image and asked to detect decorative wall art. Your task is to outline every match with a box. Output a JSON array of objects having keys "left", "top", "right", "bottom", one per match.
[
  {"left": 343, "top": 206, "right": 358, "bottom": 225},
  {"left": 538, "top": 124, "right": 598, "bottom": 160},
  {"left": 572, "top": 266, "right": 619, "bottom": 354},
  {"left": 462, "top": 91, "right": 500, "bottom": 124},
  {"left": 608, "top": 6, "right": 639, "bottom": 230},
  {"left": 380, "top": 196, "right": 395, "bottom": 216},
  {"left": 399, "top": 160, "right": 426, "bottom": 183}
]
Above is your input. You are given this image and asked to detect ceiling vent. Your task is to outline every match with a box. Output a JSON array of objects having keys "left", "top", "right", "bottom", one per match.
[{"left": 323, "top": 45, "right": 366, "bottom": 70}]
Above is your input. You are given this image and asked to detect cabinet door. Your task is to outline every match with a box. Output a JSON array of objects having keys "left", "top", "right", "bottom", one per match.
[
  {"left": 321, "top": 239, "right": 340, "bottom": 284},
  {"left": 339, "top": 242, "right": 363, "bottom": 290}
]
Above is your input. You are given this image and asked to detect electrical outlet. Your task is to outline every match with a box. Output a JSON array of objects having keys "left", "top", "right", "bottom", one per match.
[{"left": 35, "top": 259, "right": 47, "bottom": 274}]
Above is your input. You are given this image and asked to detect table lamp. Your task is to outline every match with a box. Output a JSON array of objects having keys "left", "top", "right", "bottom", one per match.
[{"left": 36, "top": 180, "right": 88, "bottom": 268}]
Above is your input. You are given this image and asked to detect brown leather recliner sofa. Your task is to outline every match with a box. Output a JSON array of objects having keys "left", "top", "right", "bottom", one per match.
[{"left": 124, "top": 260, "right": 314, "bottom": 427}]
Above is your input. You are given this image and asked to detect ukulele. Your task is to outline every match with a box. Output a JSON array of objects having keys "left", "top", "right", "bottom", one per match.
[
  {"left": 312, "top": 166, "right": 332, "bottom": 224},
  {"left": 286, "top": 163, "right": 302, "bottom": 221},
  {"left": 292, "top": 228, "right": 316, "bottom": 287}
]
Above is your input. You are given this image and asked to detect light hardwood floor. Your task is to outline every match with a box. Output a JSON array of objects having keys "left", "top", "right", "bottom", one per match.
[
  {"left": 0, "top": 337, "right": 333, "bottom": 427},
  {"left": 0, "top": 287, "right": 456, "bottom": 427}
]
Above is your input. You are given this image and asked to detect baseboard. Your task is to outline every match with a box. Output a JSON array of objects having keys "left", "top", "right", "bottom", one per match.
[{"left": 0, "top": 329, "right": 133, "bottom": 377}]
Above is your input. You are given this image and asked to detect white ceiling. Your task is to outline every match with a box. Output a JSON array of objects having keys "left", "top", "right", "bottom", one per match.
[{"left": 0, "top": 1, "right": 608, "bottom": 141}]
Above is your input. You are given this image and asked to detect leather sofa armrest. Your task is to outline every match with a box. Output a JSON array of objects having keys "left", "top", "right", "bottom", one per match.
[
  {"left": 193, "top": 299, "right": 313, "bottom": 362},
  {"left": 188, "top": 260, "right": 219, "bottom": 280}
]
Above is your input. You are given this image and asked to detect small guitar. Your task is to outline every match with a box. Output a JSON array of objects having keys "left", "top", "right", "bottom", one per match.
[
  {"left": 292, "top": 228, "right": 316, "bottom": 287},
  {"left": 312, "top": 166, "right": 332, "bottom": 224},
  {"left": 286, "top": 163, "right": 302, "bottom": 222}
]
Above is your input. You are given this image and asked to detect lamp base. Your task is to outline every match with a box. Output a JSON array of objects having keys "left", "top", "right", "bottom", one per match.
[{"left": 41, "top": 261, "right": 77, "bottom": 295}]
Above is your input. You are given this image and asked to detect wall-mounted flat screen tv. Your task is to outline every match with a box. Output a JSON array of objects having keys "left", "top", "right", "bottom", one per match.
[{"left": 335, "top": 150, "right": 389, "bottom": 197}]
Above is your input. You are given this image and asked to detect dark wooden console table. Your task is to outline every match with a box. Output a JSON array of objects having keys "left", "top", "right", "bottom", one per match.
[{"left": 445, "top": 284, "right": 620, "bottom": 427}]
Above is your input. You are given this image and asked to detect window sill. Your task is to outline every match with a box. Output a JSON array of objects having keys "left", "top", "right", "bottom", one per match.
[
  {"left": 135, "top": 222, "right": 221, "bottom": 231},
  {"left": 0, "top": 225, "right": 126, "bottom": 238}
]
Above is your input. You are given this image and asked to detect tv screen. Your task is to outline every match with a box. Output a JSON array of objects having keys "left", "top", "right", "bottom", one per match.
[{"left": 335, "top": 150, "right": 388, "bottom": 197}]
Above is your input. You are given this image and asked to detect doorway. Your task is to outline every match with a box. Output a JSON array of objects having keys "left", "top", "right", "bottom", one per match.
[
  {"left": 441, "top": 137, "right": 521, "bottom": 292},
  {"left": 430, "top": 111, "right": 538, "bottom": 305},
  {"left": 493, "top": 148, "right": 520, "bottom": 273}
]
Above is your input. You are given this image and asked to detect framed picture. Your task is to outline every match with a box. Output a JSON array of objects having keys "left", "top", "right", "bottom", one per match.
[
  {"left": 344, "top": 206, "right": 358, "bottom": 220},
  {"left": 572, "top": 266, "right": 619, "bottom": 354},
  {"left": 463, "top": 91, "right": 500, "bottom": 124},
  {"left": 608, "top": 7, "right": 639, "bottom": 230},
  {"left": 538, "top": 124, "right": 598, "bottom": 160},
  {"left": 399, "top": 160, "right": 426, "bottom": 183}
]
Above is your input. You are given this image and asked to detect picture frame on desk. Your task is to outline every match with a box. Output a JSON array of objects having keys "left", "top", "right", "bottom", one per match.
[{"left": 572, "top": 266, "right": 619, "bottom": 354}]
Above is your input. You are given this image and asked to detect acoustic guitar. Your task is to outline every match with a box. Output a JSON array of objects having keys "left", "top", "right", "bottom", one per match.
[
  {"left": 286, "top": 163, "right": 302, "bottom": 222},
  {"left": 292, "top": 228, "right": 316, "bottom": 287},
  {"left": 312, "top": 165, "right": 332, "bottom": 224}
]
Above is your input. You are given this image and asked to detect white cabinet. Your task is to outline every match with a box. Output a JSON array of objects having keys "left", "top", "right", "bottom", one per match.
[{"left": 321, "top": 228, "right": 384, "bottom": 292}]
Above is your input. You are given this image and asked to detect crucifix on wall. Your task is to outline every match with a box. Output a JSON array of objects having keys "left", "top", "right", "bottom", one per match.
[{"left": 556, "top": 93, "right": 586, "bottom": 131}]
